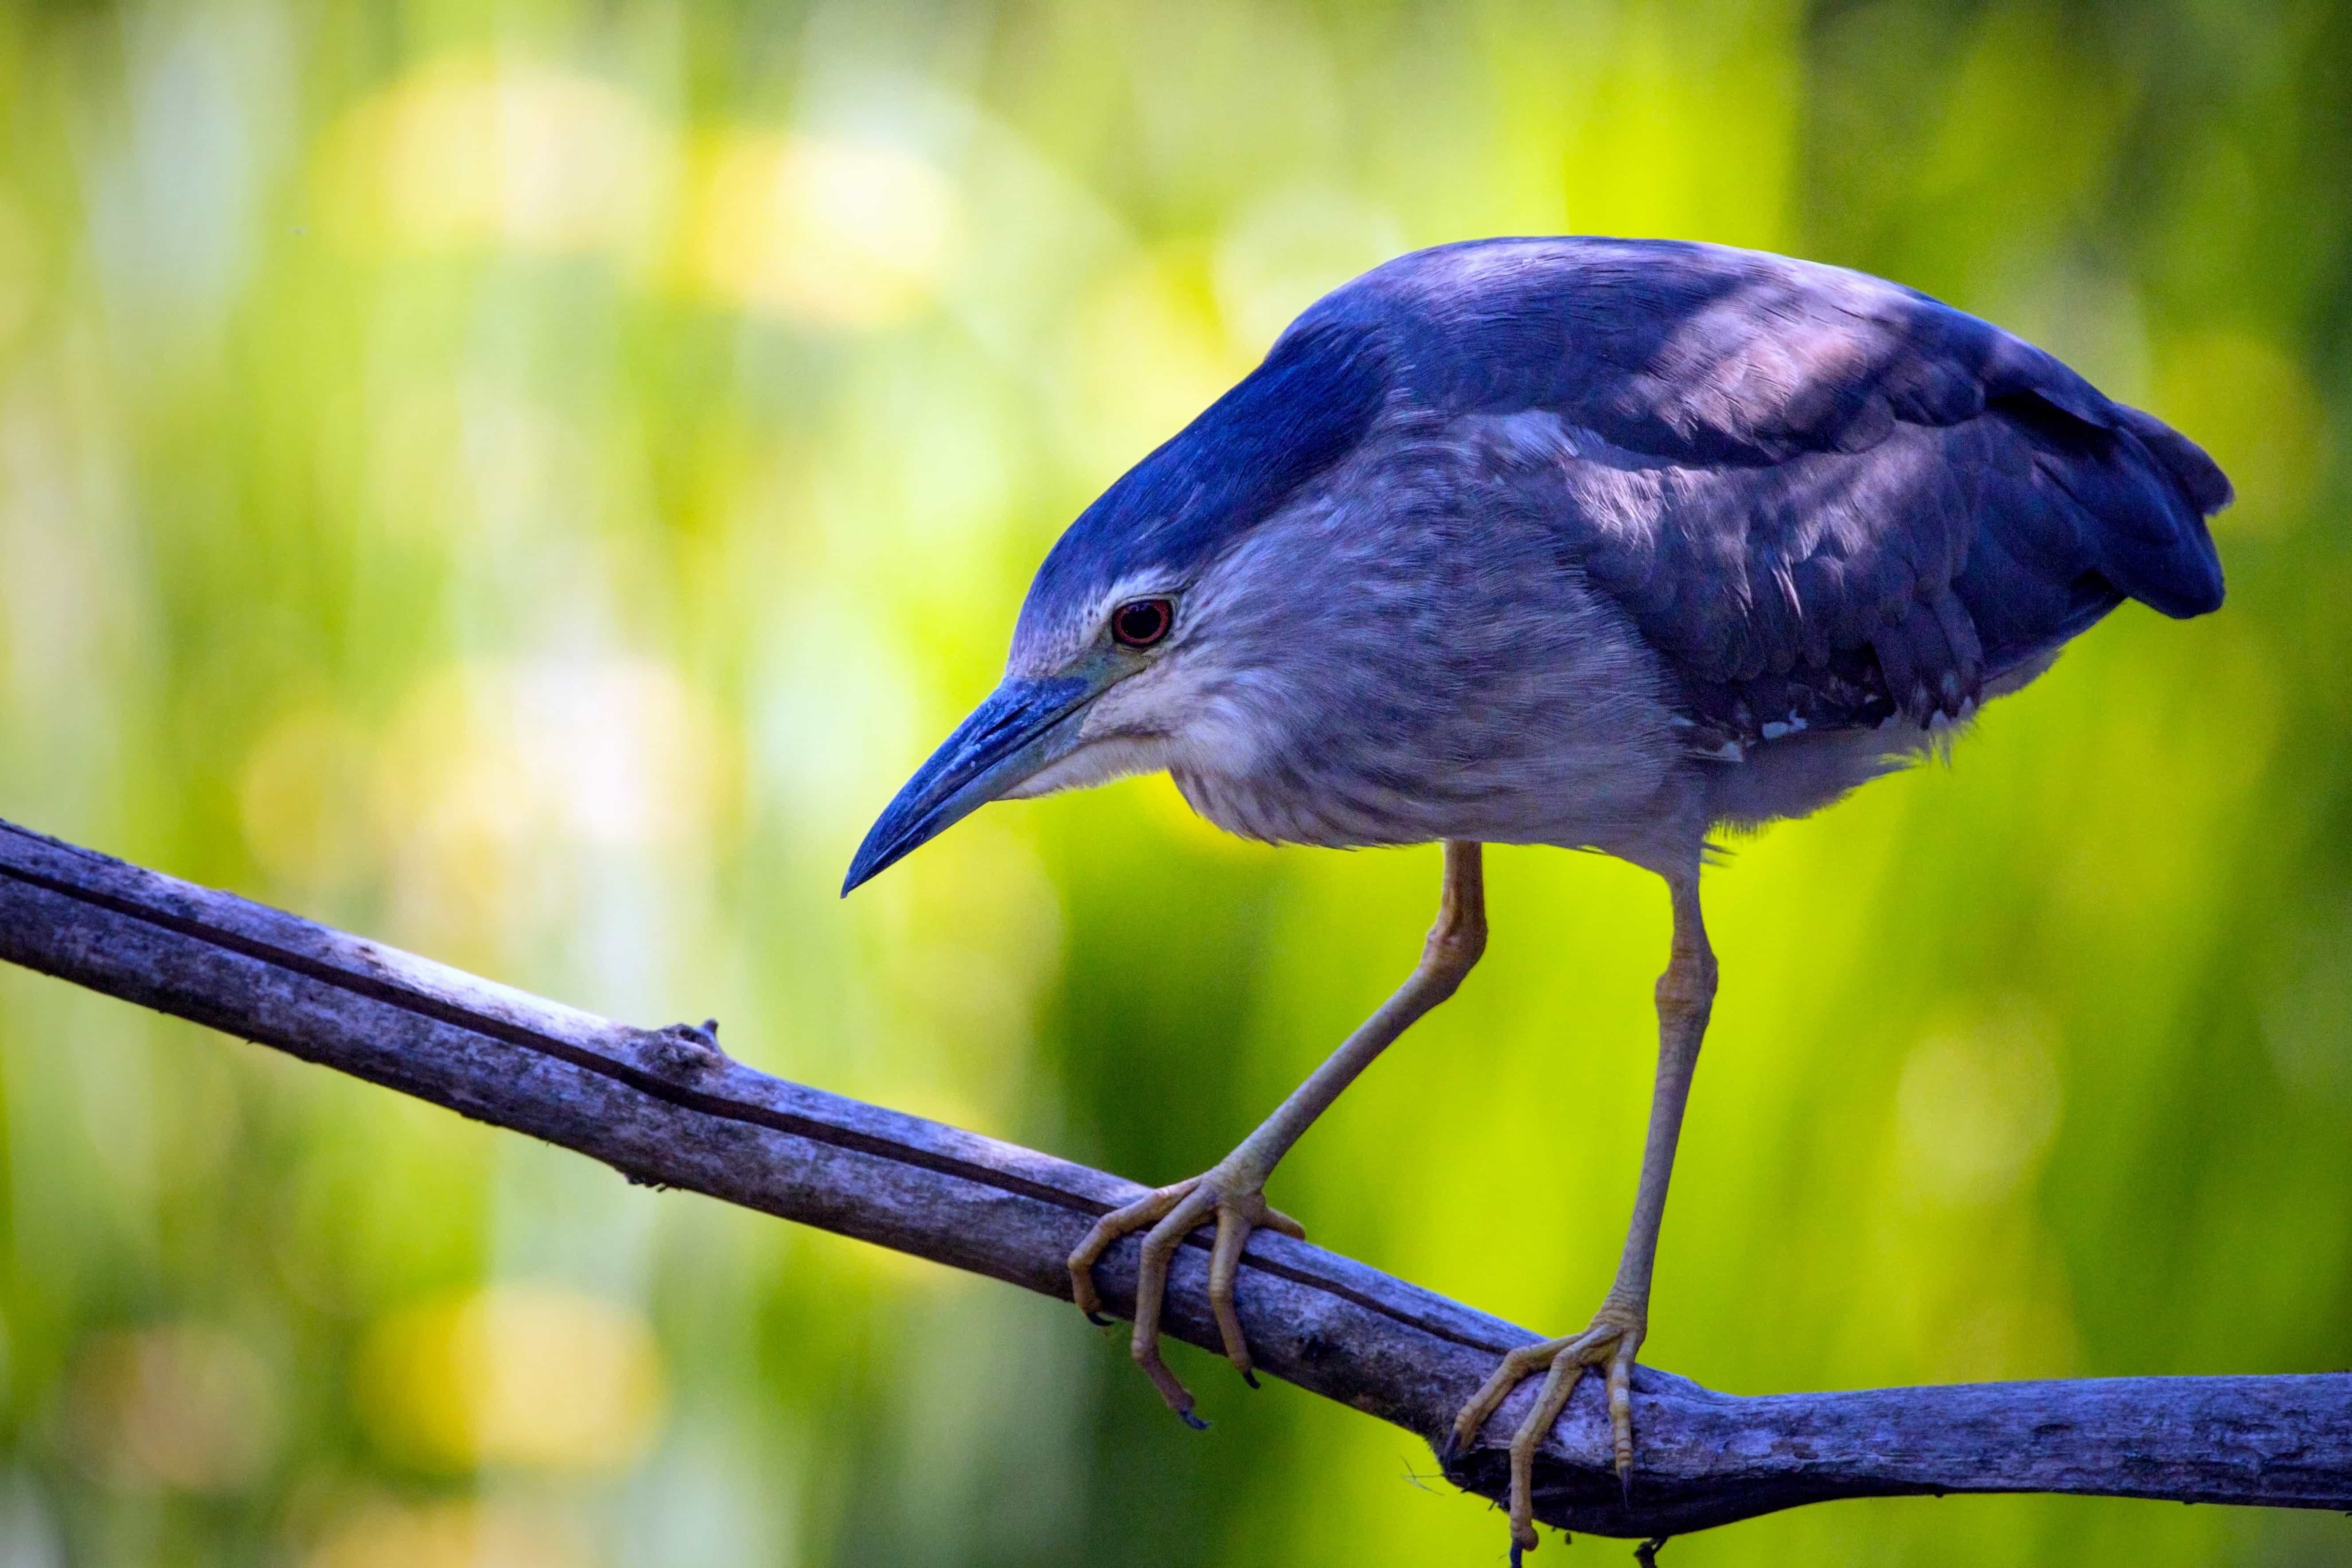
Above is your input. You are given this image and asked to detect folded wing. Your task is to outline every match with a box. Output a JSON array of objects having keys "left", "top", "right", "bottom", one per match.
[{"left": 1314, "top": 238, "right": 2230, "bottom": 741}]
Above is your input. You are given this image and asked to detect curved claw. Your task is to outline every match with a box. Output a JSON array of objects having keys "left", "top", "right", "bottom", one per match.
[
  {"left": 1130, "top": 1180, "right": 1221, "bottom": 1417},
  {"left": 1449, "top": 1309, "right": 1646, "bottom": 1560},
  {"left": 1065, "top": 1163, "right": 1294, "bottom": 1421}
]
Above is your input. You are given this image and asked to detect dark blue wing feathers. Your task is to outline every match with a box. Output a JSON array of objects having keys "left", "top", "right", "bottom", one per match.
[{"left": 1300, "top": 237, "right": 2228, "bottom": 729}]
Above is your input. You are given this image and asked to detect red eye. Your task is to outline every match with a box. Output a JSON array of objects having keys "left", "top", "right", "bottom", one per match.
[{"left": 1110, "top": 598, "right": 1173, "bottom": 648}]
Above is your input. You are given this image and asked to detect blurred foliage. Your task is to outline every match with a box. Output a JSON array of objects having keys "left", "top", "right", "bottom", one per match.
[{"left": 0, "top": 0, "right": 2346, "bottom": 1564}]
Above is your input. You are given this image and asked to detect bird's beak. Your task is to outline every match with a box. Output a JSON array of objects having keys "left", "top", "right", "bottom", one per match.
[{"left": 841, "top": 669, "right": 1110, "bottom": 895}]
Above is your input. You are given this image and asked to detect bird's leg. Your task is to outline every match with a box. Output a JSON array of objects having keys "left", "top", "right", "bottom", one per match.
[
  {"left": 1069, "top": 840, "right": 1489, "bottom": 1424},
  {"left": 1449, "top": 874, "right": 1714, "bottom": 1560}
]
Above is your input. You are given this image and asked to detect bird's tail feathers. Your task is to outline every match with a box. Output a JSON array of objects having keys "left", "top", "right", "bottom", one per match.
[{"left": 2010, "top": 395, "right": 2228, "bottom": 621}]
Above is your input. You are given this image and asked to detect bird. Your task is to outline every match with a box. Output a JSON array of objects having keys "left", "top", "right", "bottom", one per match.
[{"left": 840, "top": 236, "right": 2229, "bottom": 1559}]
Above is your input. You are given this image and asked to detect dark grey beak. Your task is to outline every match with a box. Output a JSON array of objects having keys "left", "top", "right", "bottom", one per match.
[{"left": 841, "top": 674, "right": 1097, "bottom": 895}]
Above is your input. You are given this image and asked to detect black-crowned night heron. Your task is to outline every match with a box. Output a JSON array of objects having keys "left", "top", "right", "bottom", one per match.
[{"left": 843, "top": 237, "right": 2228, "bottom": 1556}]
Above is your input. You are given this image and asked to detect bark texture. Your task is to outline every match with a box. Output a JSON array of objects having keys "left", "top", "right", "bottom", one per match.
[{"left": 0, "top": 818, "right": 2344, "bottom": 1538}]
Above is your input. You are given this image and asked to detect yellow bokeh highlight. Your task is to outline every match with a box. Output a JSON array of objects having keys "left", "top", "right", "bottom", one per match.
[
  {"left": 683, "top": 132, "right": 961, "bottom": 328},
  {"left": 352, "top": 1286, "right": 666, "bottom": 1473},
  {"left": 374, "top": 658, "right": 737, "bottom": 852},
  {"left": 314, "top": 57, "right": 669, "bottom": 260},
  {"left": 305, "top": 1498, "right": 588, "bottom": 1568},
  {"left": 239, "top": 705, "right": 379, "bottom": 891},
  {"left": 362, "top": 656, "right": 738, "bottom": 955},
  {"left": 2155, "top": 331, "right": 2326, "bottom": 531},
  {"left": 1895, "top": 1003, "right": 2062, "bottom": 1206}
]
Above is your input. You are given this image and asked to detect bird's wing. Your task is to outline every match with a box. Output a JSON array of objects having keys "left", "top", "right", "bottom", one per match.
[{"left": 1321, "top": 239, "right": 2229, "bottom": 734}]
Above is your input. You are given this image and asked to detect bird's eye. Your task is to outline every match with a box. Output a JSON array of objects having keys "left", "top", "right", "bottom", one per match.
[{"left": 1110, "top": 598, "right": 1174, "bottom": 649}]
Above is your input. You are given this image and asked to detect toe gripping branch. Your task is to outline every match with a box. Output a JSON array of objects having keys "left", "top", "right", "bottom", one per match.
[{"left": 1067, "top": 1170, "right": 1307, "bottom": 1429}]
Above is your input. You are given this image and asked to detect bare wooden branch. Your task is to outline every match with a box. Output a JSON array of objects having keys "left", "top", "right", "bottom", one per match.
[{"left": 0, "top": 816, "right": 2344, "bottom": 1540}]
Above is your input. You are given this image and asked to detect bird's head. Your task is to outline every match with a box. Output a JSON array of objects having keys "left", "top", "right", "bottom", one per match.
[{"left": 841, "top": 316, "right": 1389, "bottom": 895}]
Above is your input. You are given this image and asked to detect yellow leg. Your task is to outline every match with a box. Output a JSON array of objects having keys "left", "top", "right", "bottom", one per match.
[
  {"left": 1069, "top": 841, "right": 1489, "bottom": 1422},
  {"left": 1449, "top": 873, "right": 1715, "bottom": 1560}
]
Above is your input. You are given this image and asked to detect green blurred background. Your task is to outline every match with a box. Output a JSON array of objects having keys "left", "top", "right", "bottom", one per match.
[{"left": 0, "top": 0, "right": 2345, "bottom": 1564}]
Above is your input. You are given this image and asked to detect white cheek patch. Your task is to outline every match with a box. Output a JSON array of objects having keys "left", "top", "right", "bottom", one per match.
[
  {"left": 1160, "top": 681, "right": 1283, "bottom": 779},
  {"left": 1001, "top": 734, "right": 1174, "bottom": 800}
]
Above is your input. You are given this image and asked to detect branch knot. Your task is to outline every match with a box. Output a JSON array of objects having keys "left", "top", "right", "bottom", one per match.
[{"left": 640, "top": 1018, "right": 729, "bottom": 1079}]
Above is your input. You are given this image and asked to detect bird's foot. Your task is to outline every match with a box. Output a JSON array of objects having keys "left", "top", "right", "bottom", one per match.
[
  {"left": 1447, "top": 1299, "right": 1647, "bottom": 1560},
  {"left": 1066, "top": 1157, "right": 1307, "bottom": 1426}
]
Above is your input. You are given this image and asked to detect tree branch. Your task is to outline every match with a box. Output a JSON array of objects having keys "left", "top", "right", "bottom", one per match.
[{"left": 0, "top": 816, "right": 2343, "bottom": 1540}]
